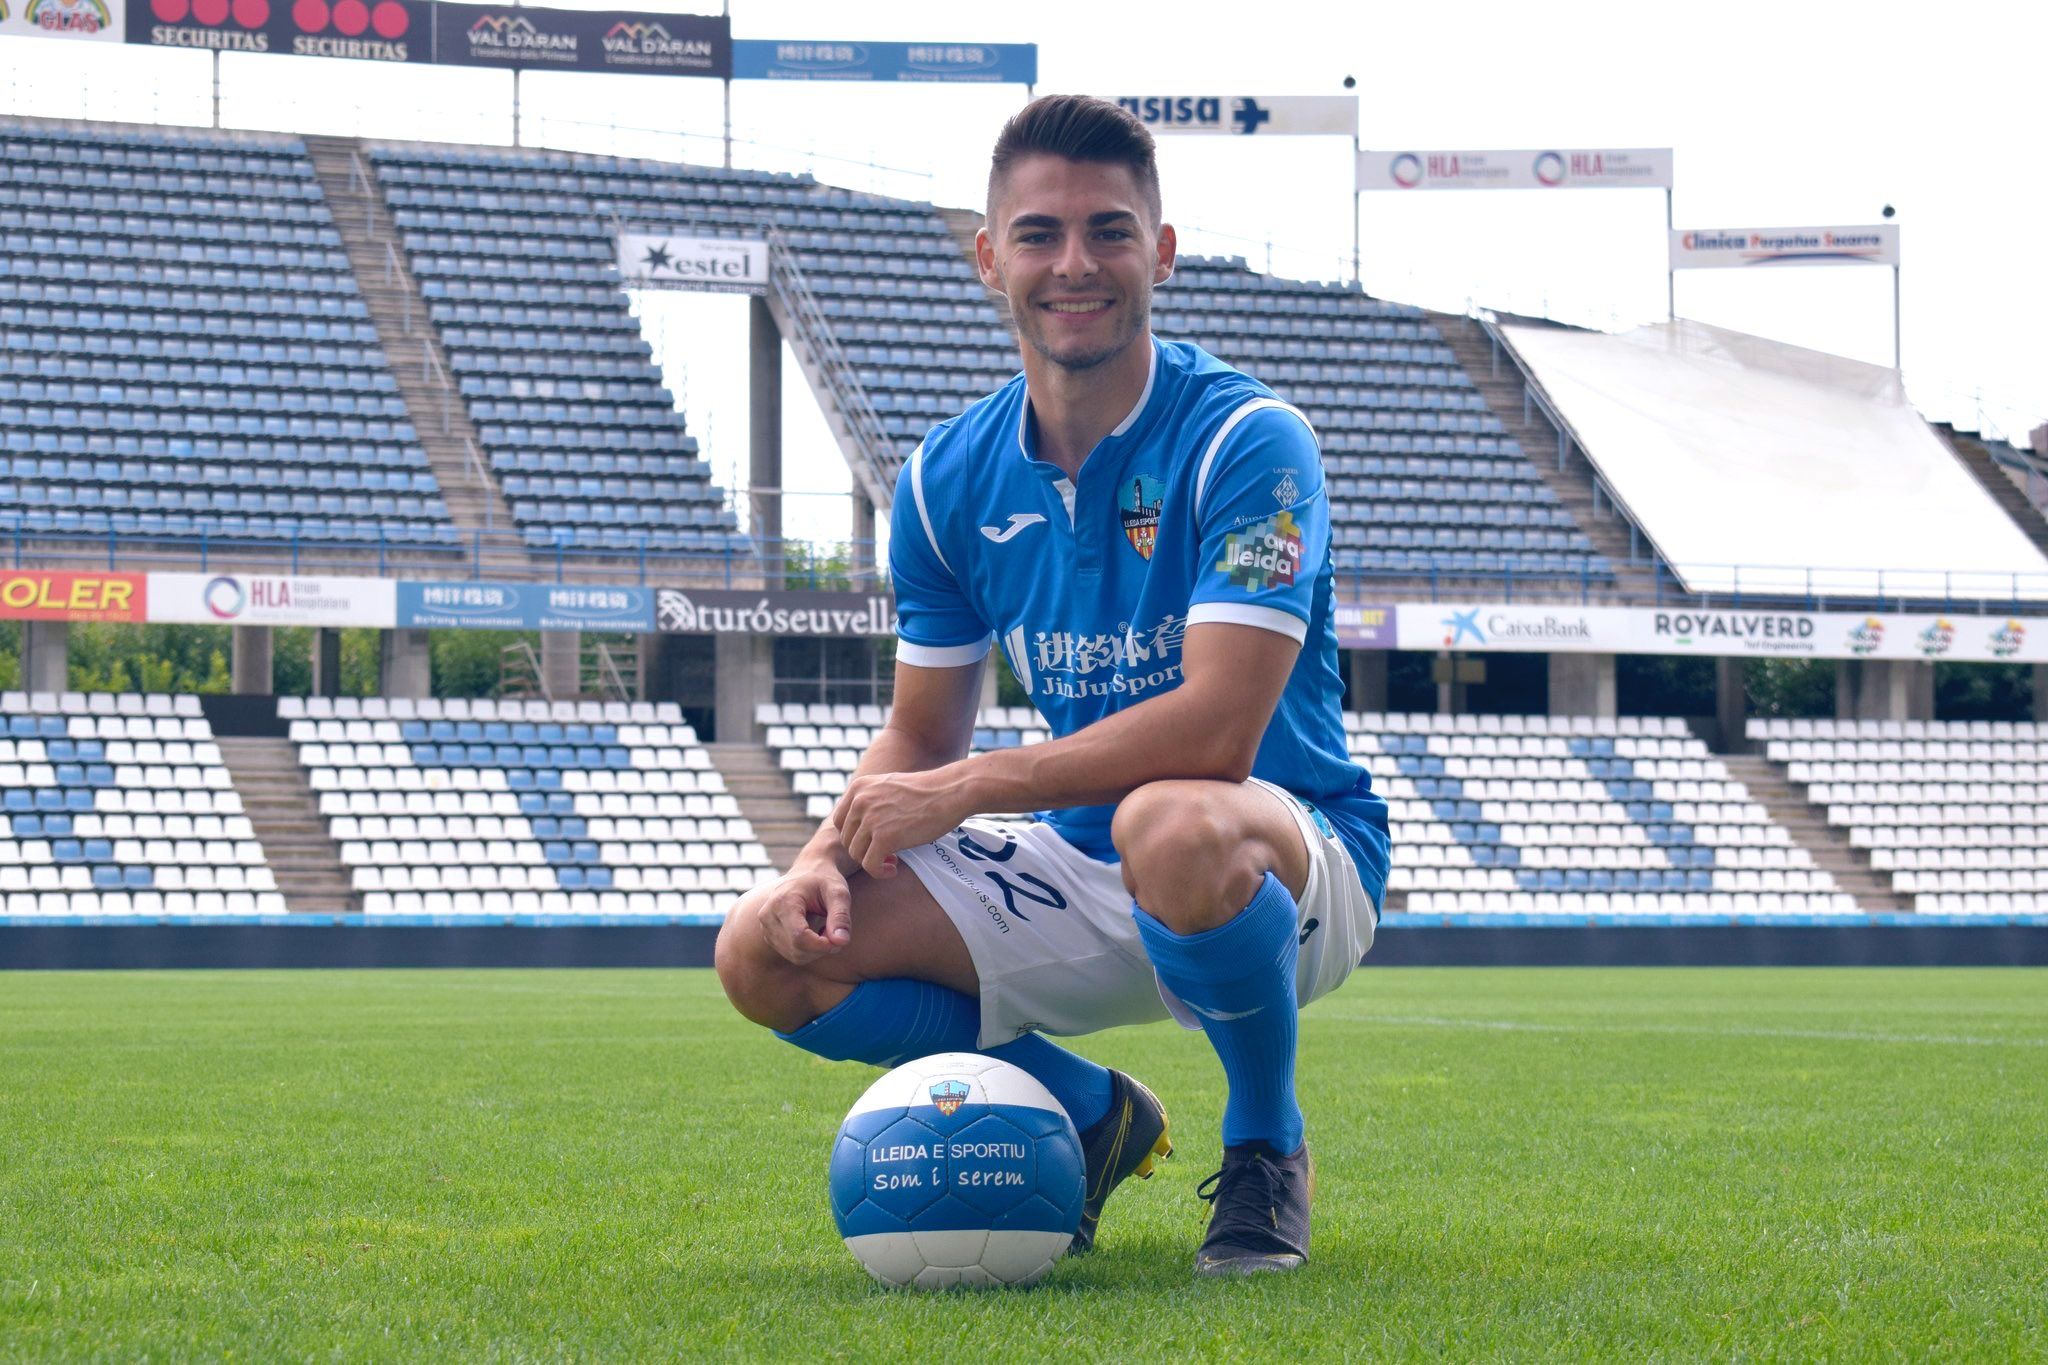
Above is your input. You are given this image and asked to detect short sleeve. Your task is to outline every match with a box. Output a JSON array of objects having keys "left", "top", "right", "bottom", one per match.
[
  {"left": 888, "top": 442, "right": 994, "bottom": 667},
  {"left": 1186, "top": 401, "right": 1328, "bottom": 644}
]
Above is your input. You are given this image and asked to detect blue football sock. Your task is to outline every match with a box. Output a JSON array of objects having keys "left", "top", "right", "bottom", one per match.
[
  {"left": 774, "top": 979, "right": 1114, "bottom": 1132},
  {"left": 1133, "top": 871, "right": 1302, "bottom": 1152}
]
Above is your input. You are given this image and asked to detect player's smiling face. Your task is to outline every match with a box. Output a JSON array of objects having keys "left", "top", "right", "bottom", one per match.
[{"left": 978, "top": 154, "right": 1176, "bottom": 374}]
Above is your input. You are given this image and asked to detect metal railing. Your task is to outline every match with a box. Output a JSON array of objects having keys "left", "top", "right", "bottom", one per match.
[
  {"left": 1332, "top": 561, "right": 2048, "bottom": 613},
  {"left": 761, "top": 223, "right": 897, "bottom": 510}
]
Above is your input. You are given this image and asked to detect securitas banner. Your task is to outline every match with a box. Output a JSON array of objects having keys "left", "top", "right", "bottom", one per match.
[
  {"left": 1671, "top": 225, "right": 1899, "bottom": 270},
  {"left": 126, "top": 0, "right": 430, "bottom": 59},
  {"left": 1114, "top": 95, "right": 1356, "bottom": 137},
  {"left": 1403, "top": 603, "right": 2047, "bottom": 663},
  {"left": 433, "top": 3, "right": 727, "bottom": 75},
  {"left": 1359, "top": 147, "right": 1672, "bottom": 192},
  {"left": 398, "top": 581, "right": 656, "bottom": 632},
  {"left": 732, "top": 38, "right": 1033, "bottom": 83}
]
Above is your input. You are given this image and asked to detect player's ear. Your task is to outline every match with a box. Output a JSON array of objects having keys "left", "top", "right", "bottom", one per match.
[
  {"left": 975, "top": 225, "right": 1004, "bottom": 294},
  {"left": 1154, "top": 222, "right": 1176, "bottom": 286}
]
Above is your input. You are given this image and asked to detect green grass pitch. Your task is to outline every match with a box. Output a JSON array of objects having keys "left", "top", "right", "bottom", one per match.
[{"left": 2, "top": 967, "right": 2043, "bottom": 1359}]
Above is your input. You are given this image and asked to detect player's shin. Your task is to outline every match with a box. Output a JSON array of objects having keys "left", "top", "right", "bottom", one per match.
[
  {"left": 1133, "top": 872, "right": 1303, "bottom": 1153},
  {"left": 774, "top": 978, "right": 1112, "bottom": 1131}
]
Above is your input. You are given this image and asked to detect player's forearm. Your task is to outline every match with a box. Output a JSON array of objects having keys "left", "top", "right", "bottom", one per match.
[
  {"left": 939, "top": 685, "right": 1253, "bottom": 817},
  {"left": 795, "top": 724, "right": 963, "bottom": 875}
]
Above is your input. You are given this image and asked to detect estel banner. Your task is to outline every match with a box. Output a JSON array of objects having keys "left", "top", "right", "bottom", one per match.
[
  {"left": 397, "top": 581, "right": 655, "bottom": 632},
  {"left": 1402, "top": 603, "right": 2045, "bottom": 663},
  {"left": 148, "top": 573, "right": 396, "bottom": 627},
  {"left": 1113, "top": 95, "right": 1356, "bottom": 137},
  {"left": 656, "top": 588, "right": 896, "bottom": 637},
  {"left": 732, "top": 38, "right": 1033, "bottom": 83},
  {"left": 618, "top": 231, "right": 768, "bottom": 292},
  {"left": 1671, "top": 225, "right": 1900, "bottom": 270},
  {"left": 1359, "top": 147, "right": 1672, "bottom": 192},
  {"left": 434, "top": 2, "right": 727, "bottom": 75},
  {"left": 0, "top": 571, "right": 145, "bottom": 622},
  {"left": 0, "top": 0, "right": 124, "bottom": 42}
]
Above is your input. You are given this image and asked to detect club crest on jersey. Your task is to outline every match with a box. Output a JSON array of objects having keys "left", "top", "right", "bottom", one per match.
[
  {"left": 1119, "top": 473, "right": 1165, "bottom": 559},
  {"left": 928, "top": 1079, "right": 972, "bottom": 1117},
  {"left": 1218, "top": 510, "right": 1302, "bottom": 590}
]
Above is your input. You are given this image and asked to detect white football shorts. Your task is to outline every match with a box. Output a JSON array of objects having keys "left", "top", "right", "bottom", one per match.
[{"left": 894, "top": 778, "right": 1378, "bottom": 1049}]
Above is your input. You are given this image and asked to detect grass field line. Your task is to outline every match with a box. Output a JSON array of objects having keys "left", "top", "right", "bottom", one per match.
[{"left": 1324, "top": 1011, "right": 2048, "bottom": 1048}]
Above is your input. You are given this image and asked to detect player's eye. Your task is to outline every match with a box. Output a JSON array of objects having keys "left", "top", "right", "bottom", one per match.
[{"left": 1097, "top": 230, "right": 1131, "bottom": 241}]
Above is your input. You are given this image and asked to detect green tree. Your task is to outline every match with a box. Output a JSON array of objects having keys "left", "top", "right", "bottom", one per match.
[
  {"left": 1935, "top": 662, "right": 2031, "bottom": 721},
  {"left": 64, "top": 623, "right": 234, "bottom": 694},
  {"left": 782, "top": 540, "right": 860, "bottom": 591},
  {"left": 1744, "top": 658, "right": 1835, "bottom": 718},
  {"left": 431, "top": 629, "right": 538, "bottom": 698}
]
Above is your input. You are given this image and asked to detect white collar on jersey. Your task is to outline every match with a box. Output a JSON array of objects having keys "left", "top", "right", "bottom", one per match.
[{"left": 1015, "top": 335, "right": 1159, "bottom": 464}]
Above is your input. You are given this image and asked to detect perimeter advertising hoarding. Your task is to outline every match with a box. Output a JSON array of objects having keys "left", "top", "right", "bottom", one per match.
[
  {"left": 127, "top": 0, "right": 433, "bottom": 60},
  {"left": 656, "top": 588, "right": 896, "bottom": 637},
  {"left": 433, "top": 2, "right": 727, "bottom": 76},
  {"left": 0, "top": 571, "right": 146, "bottom": 622},
  {"left": 1335, "top": 603, "right": 1396, "bottom": 649},
  {"left": 0, "top": 0, "right": 124, "bottom": 41},
  {"left": 1670, "top": 225, "right": 1900, "bottom": 270},
  {"left": 1358, "top": 147, "right": 1673, "bottom": 192},
  {"left": 1112, "top": 95, "right": 1356, "bottom": 137},
  {"left": 1402, "top": 604, "right": 2044, "bottom": 664},
  {"left": 617, "top": 231, "right": 768, "bottom": 292},
  {"left": 148, "top": 573, "right": 396, "bottom": 628},
  {"left": 731, "top": 38, "right": 1034, "bottom": 83},
  {"left": 396, "top": 581, "right": 655, "bottom": 632}
]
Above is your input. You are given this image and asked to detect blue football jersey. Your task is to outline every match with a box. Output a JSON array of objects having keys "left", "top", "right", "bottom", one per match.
[{"left": 889, "top": 336, "right": 1389, "bottom": 909}]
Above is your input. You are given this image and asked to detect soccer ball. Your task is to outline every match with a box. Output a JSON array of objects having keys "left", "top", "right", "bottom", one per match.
[{"left": 830, "top": 1052, "right": 1085, "bottom": 1289}]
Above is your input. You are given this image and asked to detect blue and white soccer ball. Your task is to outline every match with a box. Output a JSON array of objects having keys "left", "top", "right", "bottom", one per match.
[{"left": 830, "top": 1052, "right": 1085, "bottom": 1289}]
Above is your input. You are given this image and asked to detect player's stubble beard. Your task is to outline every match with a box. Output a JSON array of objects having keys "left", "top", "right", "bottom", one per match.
[{"left": 1014, "top": 284, "right": 1151, "bottom": 376}]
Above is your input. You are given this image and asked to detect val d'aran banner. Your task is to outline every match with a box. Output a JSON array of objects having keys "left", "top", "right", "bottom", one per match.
[
  {"left": 432, "top": 3, "right": 728, "bottom": 75},
  {"left": 1399, "top": 603, "right": 2045, "bottom": 664}
]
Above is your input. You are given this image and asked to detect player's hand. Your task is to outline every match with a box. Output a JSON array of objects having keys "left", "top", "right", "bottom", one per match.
[
  {"left": 746, "top": 864, "right": 854, "bottom": 965},
  {"left": 832, "top": 770, "right": 969, "bottom": 880}
]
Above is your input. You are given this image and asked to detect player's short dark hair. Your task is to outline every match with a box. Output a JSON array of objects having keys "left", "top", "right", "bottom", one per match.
[{"left": 987, "top": 95, "right": 1161, "bottom": 226}]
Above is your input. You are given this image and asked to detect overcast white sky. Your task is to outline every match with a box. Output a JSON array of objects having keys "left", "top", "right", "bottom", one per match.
[{"left": 4, "top": 0, "right": 2044, "bottom": 546}]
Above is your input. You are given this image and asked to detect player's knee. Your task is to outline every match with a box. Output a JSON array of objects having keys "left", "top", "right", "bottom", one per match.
[
  {"left": 1113, "top": 782, "right": 1264, "bottom": 929},
  {"left": 713, "top": 913, "right": 821, "bottom": 1034}
]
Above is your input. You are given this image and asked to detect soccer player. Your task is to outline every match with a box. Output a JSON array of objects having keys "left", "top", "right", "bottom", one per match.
[{"left": 715, "top": 94, "right": 1390, "bottom": 1276}]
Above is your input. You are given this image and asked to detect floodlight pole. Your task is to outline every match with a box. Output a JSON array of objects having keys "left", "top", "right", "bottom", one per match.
[
  {"left": 1665, "top": 187, "right": 1675, "bottom": 321},
  {"left": 211, "top": 51, "right": 221, "bottom": 129},
  {"left": 1351, "top": 134, "right": 1361, "bottom": 287},
  {"left": 1892, "top": 263, "right": 1902, "bottom": 371},
  {"left": 721, "top": 0, "right": 732, "bottom": 169},
  {"left": 512, "top": 70, "right": 523, "bottom": 147}
]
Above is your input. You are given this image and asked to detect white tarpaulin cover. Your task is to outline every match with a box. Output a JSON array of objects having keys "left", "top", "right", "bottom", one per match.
[{"left": 1499, "top": 319, "right": 2048, "bottom": 598}]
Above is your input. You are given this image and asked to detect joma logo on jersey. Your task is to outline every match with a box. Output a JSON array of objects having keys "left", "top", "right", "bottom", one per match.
[{"left": 1218, "top": 511, "right": 1302, "bottom": 590}]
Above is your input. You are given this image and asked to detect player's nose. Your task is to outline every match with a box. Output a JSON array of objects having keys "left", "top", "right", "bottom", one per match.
[{"left": 1051, "top": 235, "right": 1099, "bottom": 280}]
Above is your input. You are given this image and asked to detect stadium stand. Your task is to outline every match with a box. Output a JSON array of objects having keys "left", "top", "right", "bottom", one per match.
[
  {"left": 357, "top": 138, "right": 1610, "bottom": 583},
  {"left": 1755, "top": 717, "right": 2047, "bottom": 915},
  {"left": 1153, "top": 258, "right": 1612, "bottom": 583},
  {"left": 364, "top": 145, "right": 765, "bottom": 553},
  {"left": 0, "top": 119, "right": 457, "bottom": 551},
  {"left": 283, "top": 695, "right": 773, "bottom": 915},
  {"left": 0, "top": 690, "right": 283, "bottom": 916},
  {"left": 756, "top": 703, "right": 1852, "bottom": 916}
]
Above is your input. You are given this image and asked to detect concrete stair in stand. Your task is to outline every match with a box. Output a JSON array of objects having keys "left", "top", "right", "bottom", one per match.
[
  {"left": 1717, "top": 751, "right": 1911, "bottom": 913},
  {"left": 217, "top": 735, "right": 358, "bottom": 914},
  {"left": 303, "top": 134, "right": 528, "bottom": 578},
  {"left": 705, "top": 742, "right": 815, "bottom": 874},
  {"left": 1931, "top": 422, "right": 2048, "bottom": 561}
]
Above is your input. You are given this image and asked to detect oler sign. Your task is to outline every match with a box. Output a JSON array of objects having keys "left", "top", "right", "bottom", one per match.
[{"left": 618, "top": 232, "right": 769, "bottom": 292}]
